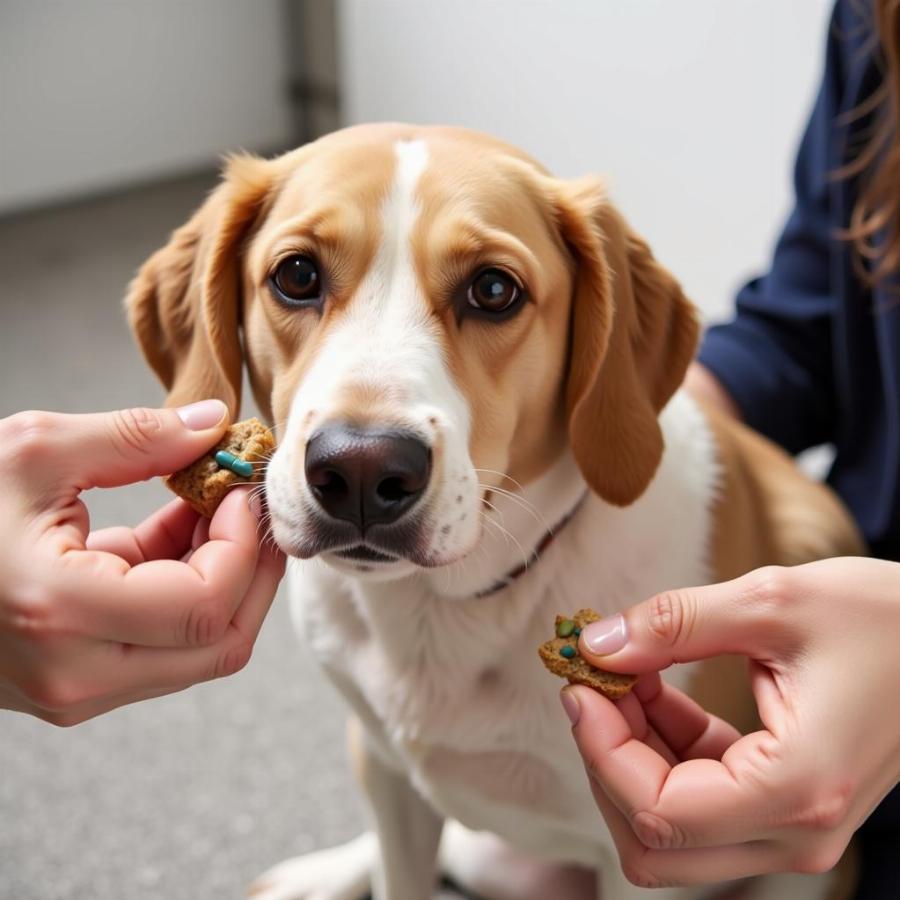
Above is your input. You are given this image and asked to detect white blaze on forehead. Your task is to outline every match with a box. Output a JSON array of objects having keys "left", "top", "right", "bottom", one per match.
[
  {"left": 288, "top": 138, "right": 463, "bottom": 415},
  {"left": 265, "top": 137, "right": 483, "bottom": 566},
  {"left": 279, "top": 137, "right": 469, "bottom": 441}
]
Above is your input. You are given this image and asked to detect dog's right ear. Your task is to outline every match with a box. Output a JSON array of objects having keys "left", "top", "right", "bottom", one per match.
[{"left": 126, "top": 154, "right": 275, "bottom": 416}]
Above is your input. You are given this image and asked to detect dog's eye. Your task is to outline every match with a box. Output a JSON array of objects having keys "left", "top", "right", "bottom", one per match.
[
  {"left": 467, "top": 268, "right": 521, "bottom": 314},
  {"left": 271, "top": 255, "right": 322, "bottom": 305}
]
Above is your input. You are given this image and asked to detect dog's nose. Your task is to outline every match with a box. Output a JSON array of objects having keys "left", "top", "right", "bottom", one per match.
[{"left": 304, "top": 425, "right": 431, "bottom": 529}]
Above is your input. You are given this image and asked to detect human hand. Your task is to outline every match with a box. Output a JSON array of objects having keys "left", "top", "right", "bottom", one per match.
[
  {"left": 560, "top": 558, "right": 900, "bottom": 888},
  {"left": 0, "top": 402, "right": 285, "bottom": 725}
]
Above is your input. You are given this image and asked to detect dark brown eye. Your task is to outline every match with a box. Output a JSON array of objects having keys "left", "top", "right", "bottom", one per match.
[
  {"left": 467, "top": 268, "right": 521, "bottom": 314},
  {"left": 271, "top": 255, "right": 321, "bottom": 305}
]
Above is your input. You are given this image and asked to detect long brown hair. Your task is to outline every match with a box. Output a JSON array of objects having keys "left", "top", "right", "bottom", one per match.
[{"left": 842, "top": 0, "right": 900, "bottom": 285}]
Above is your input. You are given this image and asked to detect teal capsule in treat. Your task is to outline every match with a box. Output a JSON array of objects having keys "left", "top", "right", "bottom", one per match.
[
  {"left": 215, "top": 450, "right": 254, "bottom": 478},
  {"left": 556, "top": 619, "right": 576, "bottom": 638},
  {"left": 559, "top": 645, "right": 577, "bottom": 659}
]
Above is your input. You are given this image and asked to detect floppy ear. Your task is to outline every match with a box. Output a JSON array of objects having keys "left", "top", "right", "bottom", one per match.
[
  {"left": 126, "top": 154, "right": 275, "bottom": 416},
  {"left": 556, "top": 178, "right": 699, "bottom": 506}
]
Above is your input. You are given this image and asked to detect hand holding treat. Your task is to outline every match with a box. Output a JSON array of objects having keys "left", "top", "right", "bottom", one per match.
[
  {"left": 0, "top": 402, "right": 284, "bottom": 725},
  {"left": 560, "top": 560, "right": 900, "bottom": 888}
]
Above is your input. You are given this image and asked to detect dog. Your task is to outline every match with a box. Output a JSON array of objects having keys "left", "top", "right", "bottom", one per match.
[{"left": 127, "top": 123, "right": 864, "bottom": 900}]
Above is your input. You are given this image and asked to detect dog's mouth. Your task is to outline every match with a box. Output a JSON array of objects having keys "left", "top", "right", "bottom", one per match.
[{"left": 334, "top": 544, "right": 399, "bottom": 563}]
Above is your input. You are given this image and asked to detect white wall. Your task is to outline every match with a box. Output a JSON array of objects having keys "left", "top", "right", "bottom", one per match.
[
  {"left": 0, "top": 0, "right": 293, "bottom": 214},
  {"left": 338, "top": 0, "right": 833, "bottom": 322}
]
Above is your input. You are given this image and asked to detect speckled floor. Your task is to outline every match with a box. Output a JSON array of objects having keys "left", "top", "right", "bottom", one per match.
[{"left": 0, "top": 176, "right": 372, "bottom": 900}]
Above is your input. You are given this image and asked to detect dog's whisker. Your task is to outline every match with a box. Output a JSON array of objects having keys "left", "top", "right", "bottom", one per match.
[
  {"left": 479, "top": 509, "right": 529, "bottom": 572},
  {"left": 472, "top": 467, "right": 528, "bottom": 494},
  {"left": 476, "top": 481, "right": 548, "bottom": 534},
  {"left": 480, "top": 495, "right": 506, "bottom": 523}
]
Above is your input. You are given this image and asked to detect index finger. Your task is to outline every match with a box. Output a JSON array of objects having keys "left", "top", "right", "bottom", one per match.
[
  {"left": 567, "top": 684, "right": 785, "bottom": 851},
  {"left": 54, "top": 487, "right": 263, "bottom": 647}
]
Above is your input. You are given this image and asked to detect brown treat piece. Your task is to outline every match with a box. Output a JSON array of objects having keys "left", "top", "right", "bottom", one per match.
[
  {"left": 538, "top": 608, "right": 636, "bottom": 699},
  {"left": 166, "top": 417, "right": 275, "bottom": 517}
]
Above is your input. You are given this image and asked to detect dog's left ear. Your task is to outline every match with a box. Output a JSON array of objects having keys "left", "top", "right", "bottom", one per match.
[
  {"left": 554, "top": 178, "right": 699, "bottom": 506},
  {"left": 126, "top": 153, "right": 275, "bottom": 416}
]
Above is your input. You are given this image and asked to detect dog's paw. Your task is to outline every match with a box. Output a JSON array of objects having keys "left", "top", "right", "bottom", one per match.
[{"left": 248, "top": 832, "right": 376, "bottom": 900}]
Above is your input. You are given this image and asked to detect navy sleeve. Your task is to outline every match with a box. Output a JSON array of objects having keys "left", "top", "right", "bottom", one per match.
[{"left": 698, "top": 4, "right": 845, "bottom": 455}]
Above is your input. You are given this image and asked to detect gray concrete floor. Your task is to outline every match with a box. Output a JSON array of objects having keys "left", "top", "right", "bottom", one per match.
[{"left": 0, "top": 175, "right": 366, "bottom": 900}]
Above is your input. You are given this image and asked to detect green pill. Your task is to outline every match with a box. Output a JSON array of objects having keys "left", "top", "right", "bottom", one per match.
[
  {"left": 215, "top": 450, "right": 254, "bottom": 478},
  {"left": 559, "top": 645, "right": 577, "bottom": 659},
  {"left": 556, "top": 619, "right": 576, "bottom": 638}
]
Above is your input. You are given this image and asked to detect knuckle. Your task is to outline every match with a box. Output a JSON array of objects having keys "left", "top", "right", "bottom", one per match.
[
  {"left": 109, "top": 407, "right": 163, "bottom": 457},
  {"left": 790, "top": 842, "right": 846, "bottom": 875},
  {"left": 5, "top": 410, "right": 57, "bottom": 466},
  {"left": 213, "top": 642, "right": 252, "bottom": 680},
  {"left": 748, "top": 566, "right": 795, "bottom": 615},
  {"left": 24, "top": 674, "right": 83, "bottom": 714},
  {"left": 631, "top": 810, "right": 682, "bottom": 850},
  {"left": 646, "top": 590, "right": 690, "bottom": 646},
  {"left": 6, "top": 581, "right": 61, "bottom": 642},
  {"left": 794, "top": 781, "right": 853, "bottom": 832},
  {"left": 180, "top": 598, "right": 229, "bottom": 647},
  {"left": 620, "top": 857, "right": 667, "bottom": 890}
]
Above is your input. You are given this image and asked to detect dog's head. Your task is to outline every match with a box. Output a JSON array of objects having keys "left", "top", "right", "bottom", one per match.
[{"left": 128, "top": 124, "right": 697, "bottom": 580}]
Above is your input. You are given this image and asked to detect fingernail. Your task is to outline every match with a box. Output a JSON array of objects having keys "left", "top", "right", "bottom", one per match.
[
  {"left": 582, "top": 614, "right": 627, "bottom": 656},
  {"left": 560, "top": 688, "right": 581, "bottom": 726},
  {"left": 176, "top": 399, "right": 227, "bottom": 431}
]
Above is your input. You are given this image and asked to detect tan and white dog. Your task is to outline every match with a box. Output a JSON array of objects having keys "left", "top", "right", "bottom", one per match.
[{"left": 128, "top": 124, "right": 863, "bottom": 900}]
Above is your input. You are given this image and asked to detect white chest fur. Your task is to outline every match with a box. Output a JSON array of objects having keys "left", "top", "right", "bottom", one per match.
[{"left": 288, "top": 391, "right": 719, "bottom": 865}]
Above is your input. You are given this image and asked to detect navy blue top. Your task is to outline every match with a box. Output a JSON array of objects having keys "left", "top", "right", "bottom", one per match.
[
  {"left": 698, "top": 3, "right": 900, "bottom": 893},
  {"left": 699, "top": 0, "right": 900, "bottom": 562}
]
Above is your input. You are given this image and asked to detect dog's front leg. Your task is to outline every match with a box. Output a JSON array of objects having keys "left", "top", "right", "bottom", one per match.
[{"left": 350, "top": 717, "right": 445, "bottom": 900}]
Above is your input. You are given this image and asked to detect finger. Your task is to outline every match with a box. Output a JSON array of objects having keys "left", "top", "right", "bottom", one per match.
[
  {"left": 191, "top": 515, "right": 211, "bottom": 551},
  {"left": 635, "top": 673, "right": 742, "bottom": 761},
  {"left": 131, "top": 498, "right": 203, "bottom": 559},
  {"left": 89, "top": 538, "right": 285, "bottom": 695},
  {"left": 578, "top": 567, "right": 794, "bottom": 674},
  {"left": 25, "top": 539, "right": 285, "bottom": 723},
  {"left": 21, "top": 402, "right": 229, "bottom": 493},
  {"left": 566, "top": 685, "right": 780, "bottom": 850},
  {"left": 54, "top": 488, "right": 263, "bottom": 646},
  {"left": 85, "top": 526, "right": 147, "bottom": 567},
  {"left": 229, "top": 538, "right": 286, "bottom": 635},
  {"left": 614, "top": 690, "right": 679, "bottom": 767},
  {"left": 87, "top": 498, "right": 201, "bottom": 564},
  {"left": 588, "top": 787, "right": 786, "bottom": 889}
]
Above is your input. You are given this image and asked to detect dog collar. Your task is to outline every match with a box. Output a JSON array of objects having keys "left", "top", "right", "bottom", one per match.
[{"left": 474, "top": 491, "right": 589, "bottom": 599}]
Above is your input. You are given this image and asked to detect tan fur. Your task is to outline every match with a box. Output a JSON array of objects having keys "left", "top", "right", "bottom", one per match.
[{"left": 127, "top": 154, "right": 278, "bottom": 415}]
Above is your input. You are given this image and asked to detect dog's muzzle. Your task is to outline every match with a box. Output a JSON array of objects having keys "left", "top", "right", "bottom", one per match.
[{"left": 303, "top": 424, "right": 432, "bottom": 562}]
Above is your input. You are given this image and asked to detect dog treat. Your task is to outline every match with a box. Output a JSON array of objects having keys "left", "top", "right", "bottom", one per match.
[
  {"left": 538, "top": 608, "right": 636, "bottom": 699},
  {"left": 166, "top": 417, "right": 275, "bottom": 517}
]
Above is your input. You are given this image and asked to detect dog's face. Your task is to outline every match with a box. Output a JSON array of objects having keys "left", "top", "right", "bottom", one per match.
[{"left": 128, "top": 124, "right": 697, "bottom": 579}]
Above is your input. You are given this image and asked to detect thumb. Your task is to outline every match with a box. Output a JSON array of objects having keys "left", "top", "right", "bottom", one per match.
[
  {"left": 578, "top": 570, "right": 780, "bottom": 673},
  {"left": 44, "top": 400, "right": 229, "bottom": 491}
]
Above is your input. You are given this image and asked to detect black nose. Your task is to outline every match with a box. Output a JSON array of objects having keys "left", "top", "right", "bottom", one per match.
[{"left": 304, "top": 425, "right": 431, "bottom": 529}]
